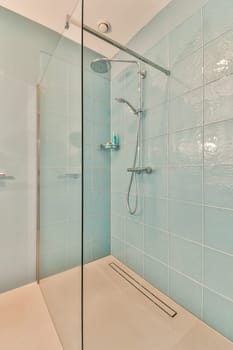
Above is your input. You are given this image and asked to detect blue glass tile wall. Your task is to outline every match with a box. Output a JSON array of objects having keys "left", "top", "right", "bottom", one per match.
[{"left": 111, "top": 0, "right": 233, "bottom": 341}]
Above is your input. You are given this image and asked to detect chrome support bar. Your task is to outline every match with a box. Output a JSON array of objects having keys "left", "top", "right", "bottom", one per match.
[
  {"left": 65, "top": 16, "right": 170, "bottom": 76},
  {"left": 0, "top": 172, "right": 15, "bottom": 180},
  {"left": 127, "top": 167, "right": 152, "bottom": 175},
  {"left": 59, "top": 173, "right": 80, "bottom": 179}
]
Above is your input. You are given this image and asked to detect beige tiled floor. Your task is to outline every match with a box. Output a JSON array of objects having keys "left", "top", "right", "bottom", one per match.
[
  {"left": 0, "top": 283, "right": 62, "bottom": 350},
  {"left": 40, "top": 256, "right": 233, "bottom": 350}
]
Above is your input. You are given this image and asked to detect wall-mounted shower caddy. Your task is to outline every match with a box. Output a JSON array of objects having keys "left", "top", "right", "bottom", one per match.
[{"left": 100, "top": 142, "right": 120, "bottom": 150}]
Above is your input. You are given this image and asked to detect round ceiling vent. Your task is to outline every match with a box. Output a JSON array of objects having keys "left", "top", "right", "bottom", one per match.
[{"left": 97, "top": 21, "right": 111, "bottom": 34}]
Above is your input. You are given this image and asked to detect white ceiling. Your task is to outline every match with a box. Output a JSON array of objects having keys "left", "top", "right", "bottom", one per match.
[{"left": 0, "top": 0, "right": 172, "bottom": 56}]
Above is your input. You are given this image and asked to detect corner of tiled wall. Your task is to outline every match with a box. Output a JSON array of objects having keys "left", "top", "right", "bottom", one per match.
[{"left": 111, "top": 0, "right": 233, "bottom": 342}]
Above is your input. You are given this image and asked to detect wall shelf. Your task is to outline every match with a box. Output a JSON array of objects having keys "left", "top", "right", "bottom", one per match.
[{"left": 100, "top": 142, "right": 120, "bottom": 150}]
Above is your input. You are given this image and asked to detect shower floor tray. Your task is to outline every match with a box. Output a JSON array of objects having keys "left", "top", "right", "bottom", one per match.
[{"left": 40, "top": 255, "right": 233, "bottom": 350}]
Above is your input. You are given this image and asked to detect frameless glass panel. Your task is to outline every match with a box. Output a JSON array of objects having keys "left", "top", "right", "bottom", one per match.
[
  {"left": 0, "top": 5, "right": 61, "bottom": 294},
  {"left": 39, "top": 1, "right": 83, "bottom": 349}
]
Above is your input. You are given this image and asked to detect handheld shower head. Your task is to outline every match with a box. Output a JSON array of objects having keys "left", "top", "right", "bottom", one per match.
[{"left": 115, "top": 97, "right": 139, "bottom": 115}]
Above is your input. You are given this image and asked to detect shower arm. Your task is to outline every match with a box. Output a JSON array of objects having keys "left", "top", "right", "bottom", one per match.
[{"left": 65, "top": 15, "right": 170, "bottom": 76}]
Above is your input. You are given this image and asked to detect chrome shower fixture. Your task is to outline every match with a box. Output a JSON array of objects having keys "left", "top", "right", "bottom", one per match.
[
  {"left": 90, "top": 58, "right": 146, "bottom": 77},
  {"left": 115, "top": 98, "right": 141, "bottom": 115},
  {"left": 90, "top": 58, "right": 111, "bottom": 74},
  {"left": 90, "top": 57, "right": 152, "bottom": 215},
  {"left": 66, "top": 15, "right": 170, "bottom": 76}
]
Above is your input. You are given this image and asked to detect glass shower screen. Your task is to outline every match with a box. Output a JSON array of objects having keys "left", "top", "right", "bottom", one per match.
[{"left": 39, "top": 1, "right": 83, "bottom": 349}]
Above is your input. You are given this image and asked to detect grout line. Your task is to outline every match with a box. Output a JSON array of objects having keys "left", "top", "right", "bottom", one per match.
[
  {"left": 204, "top": 245, "right": 233, "bottom": 258},
  {"left": 203, "top": 286, "right": 233, "bottom": 304},
  {"left": 169, "top": 232, "right": 202, "bottom": 247},
  {"left": 204, "top": 25, "right": 233, "bottom": 49},
  {"left": 170, "top": 266, "right": 233, "bottom": 305},
  {"left": 204, "top": 116, "right": 233, "bottom": 128},
  {"left": 114, "top": 218, "right": 233, "bottom": 259},
  {"left": 112, "top": 190, "right": 233, "bottom": 213},
  {"left": 203, "top": 70, "right": 233, "bottom": 89}
]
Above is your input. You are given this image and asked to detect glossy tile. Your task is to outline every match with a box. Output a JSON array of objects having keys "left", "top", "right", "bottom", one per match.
[
  {"left": 93, "top": 168, "right": 110, "bottom": 191},
  {"left": 111, "top": 192, "right": 127, "bottom": 216},
  {"left": 111, "top": 168, "right": 127, "bottom": 193},
  {"left": 111, "top": 237, "right": 124, "bottom": 262},
  {"left": 170, "top": 48, "right": 203, "bottom": 99},
  {"left": 204, "top": 165, "right": 233, "bottom": 209},
  {"left": 144, "top": 135, "right": 168, "bottom": 166},
  {"left": 93, "top": 237, "right": 110, "bottom": 261},
  {"left": 93, "top": 121, "right": 110, "bottom": 145},
  {"left": 170, "top": 10, "right": 203, "bottom": 65},
  {"left": 125, "top": 245, "right": 143, "bottom": 276},
  {"left": 204, "top": 247, "right": 233, "bottom": 300},
  {"left": 40, "top": 222, "right": 66, "bottom": 255},
  {"left": 169, "top": 87, "right": 203, "bottom": 133},
  {"left": 142, "top": 167, "right": 168, "bottom": 198},
  {"left": 40, "top": 191, "right": 68, "bottom": 226},
  {"left": 169, "top": 269, "right": 202, "bottom": 317},
  {"left": 146, "top": 35, "right": 169, "bottom": 68},
  {"left": 203, "top": 0, "right": 233, "bottom": 43},
  {"left": 144, "top": 226, "right": 169, "bottom": 264},
  {"left": 109, "top": 1, "right": 233, "bottom": 342},
  {"left": 111, "top": 214, "right": 125, "bottom": 240},
  {"left": 125, "top": 218, "right": 143, "bottom": 249},
  {"left": 124, "top": 65, "right": 139, "bottom": 109},
  {"left": 144, "top": 255, "right": 168, "bottom": 294},
  {"left": 205, "top": 206, "right": 233, "bottom": 255},
  {"left": 204, "top": 29, "right": 233, "bottom": 84},
  {"left": 203, "top": 288, "right": 233, "bottom": 341},
  {"left": 40, "top": 250, "right": 66, "bottom": 278},
  {"left": 169, "top": 200, "right": 202, "bottom": 242},
  {"left": 170, "top": 236, "right": 202, "bottom": 282},
  {"left": 143, "top": 102, "right": 168, "bottom": 139},
  {"left": 204, "top": 74, "right": 233, "bottom": 124},
  {"left": 168, "top": 166, "right": 203, "bottom": 203},
  {"left": 204, "top": 120, "right": 233, "bottom": 165},
  {"left": 144, "top": 69, "right": 170, "bottom": 109},
  {"left": 169, "top": 127, "right": 203, "bottom": 166},
  {"left": 125, "top": 194, "right": 144, "bottom": 224},
  {"left": 124, "top": 112, "right": 138, "bottom": 144},
  {"left": 144, "top": 196, "right": 168, "bottom": 231},
  {"left": 65, "top": 221, "right": 82, "bottom": 269}
]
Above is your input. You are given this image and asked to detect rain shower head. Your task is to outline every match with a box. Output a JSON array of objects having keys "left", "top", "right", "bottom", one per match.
[
  {"left": 90, "top": 58, "right": 139, "bottom": 74},
  {"left": 90, "top": 58, "right": 111, "bottom": 74},
  {"left": 115, "top": 97, "right": 139, "bottom": 115}
]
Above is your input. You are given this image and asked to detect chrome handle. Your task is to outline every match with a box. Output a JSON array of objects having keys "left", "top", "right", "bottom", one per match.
[
  {"left": 0, "top": 172, "right": 15, "bottom": 180},
  {"left": 127, "top": 167, "right": 152, "bottom": 175},
  {"left": 59, "top": 173, "right": 80, "bottom": 179}
]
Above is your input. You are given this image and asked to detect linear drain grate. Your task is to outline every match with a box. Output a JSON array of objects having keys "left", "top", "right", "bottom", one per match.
[{"left": 109, "top": 262, "right": 177, "bottom": 318}]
